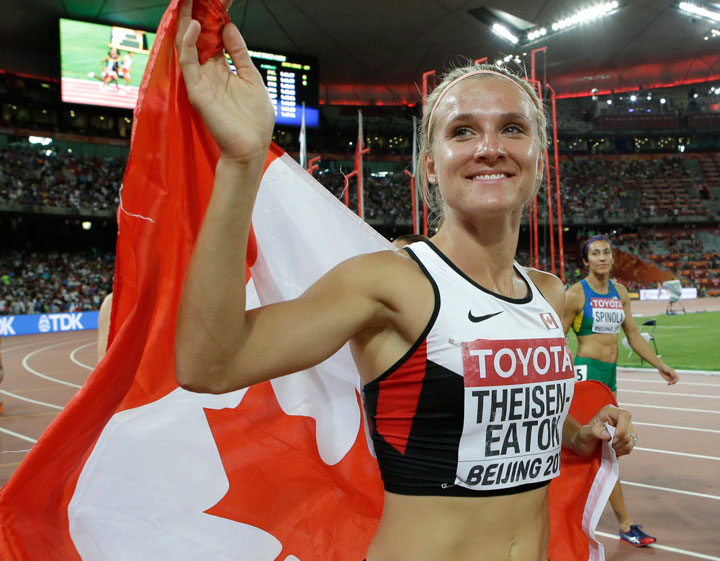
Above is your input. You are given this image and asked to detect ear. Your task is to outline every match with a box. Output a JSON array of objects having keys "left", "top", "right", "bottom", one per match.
[
  {"left": 425, "top": 153, "right": 437, "bottom": 184},
  {"left": 535, "top": 152, "right": 545, "bottom": 188}
]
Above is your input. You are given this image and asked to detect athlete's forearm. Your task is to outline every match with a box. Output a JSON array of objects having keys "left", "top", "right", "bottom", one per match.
[
  {"left": 175, "top": 156, "right": 264, "bottom": 392},
  {"left": 626, "top": 332, "right": 664, "bottom": 370}
]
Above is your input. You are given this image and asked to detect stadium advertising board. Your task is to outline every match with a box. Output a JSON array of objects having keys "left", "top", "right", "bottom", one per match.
[
  {"left": 0, "top": 312, "right": 99, "bottom": 337},
  {"left": 59, "top": 18, "right": 320, "bottom": 127},
  {"left": 59, "top": 18, "right": 156, "bottom": 110},
  {"left": 639, "top": 287, "right": 698, "bottom": 300}
]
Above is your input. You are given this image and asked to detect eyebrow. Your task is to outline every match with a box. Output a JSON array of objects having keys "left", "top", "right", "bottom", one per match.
[{"left": 444, "top": 112, "right": 532, "bottom": 128}]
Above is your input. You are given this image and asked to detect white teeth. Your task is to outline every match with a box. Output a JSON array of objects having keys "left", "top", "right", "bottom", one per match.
[{"left": 472, "top": 174, "right": 508, "bottom": 180}]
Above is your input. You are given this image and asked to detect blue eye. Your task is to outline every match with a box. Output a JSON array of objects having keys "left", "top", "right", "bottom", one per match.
[{"left": 452, "top": 127, "right": 473, "bottom": 137}]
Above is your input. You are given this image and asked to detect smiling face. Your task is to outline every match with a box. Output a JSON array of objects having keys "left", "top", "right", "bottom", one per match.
[
  {"left": 584, "top": 239, "right": 614, "bottom": 275},
  {"left": 424, "top": 76, "right": 544, "bottom": 222}
]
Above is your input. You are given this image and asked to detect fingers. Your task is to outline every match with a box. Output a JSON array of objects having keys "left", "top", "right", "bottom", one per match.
[
  {"left": 176, "top": 0, "right": 194, "bottom": 51},
  {"left": 222, "top": 23, "right": 256, "bottom": 75},
  {"left": 178, "top": 19, "right": 202, "bottom": 88}
]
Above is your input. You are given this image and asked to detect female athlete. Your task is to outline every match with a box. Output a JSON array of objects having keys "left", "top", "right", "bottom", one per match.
[
  {"left": 563, "top": 235, "right": 679, "bottom": 547},
  {"left": 174, "top": 3, "right": 636, "bottom": 559}
]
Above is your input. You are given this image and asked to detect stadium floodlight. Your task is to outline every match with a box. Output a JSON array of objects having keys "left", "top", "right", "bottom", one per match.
[
  {"left": 492, "top": 23, "right": 519, "bottom": 44},
  {"left": 527, "top": 27, "right": 547, "bottom": 41},
  {"left": 551, "top": 1, "right": 619, "bottom": 32},
  {"left": 660, "top": 97, "right": 667, "bottom": 104},
  {"left": 678, "top": 2, "right": 720, "bottom": 22}
]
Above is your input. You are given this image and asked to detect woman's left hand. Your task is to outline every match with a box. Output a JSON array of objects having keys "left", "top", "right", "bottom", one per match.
[
  {"left": 658, "top": 363, "right": 679, "bottom": 385},
  {"left": 572, "top": 404, "right": 636, "bottom": 458}
]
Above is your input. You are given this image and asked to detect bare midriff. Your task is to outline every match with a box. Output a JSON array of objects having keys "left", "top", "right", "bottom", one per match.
[
  {"left": 576, "top": 332, "right": 619, "bottom": 364},
  {"left": 366, "top": 485, "right": 550, "bottom": 561}
]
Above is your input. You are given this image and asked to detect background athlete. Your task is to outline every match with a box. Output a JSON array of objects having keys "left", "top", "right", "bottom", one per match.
[
  {"left": 174, "top": 1, "right": 636, "bottom": 558},
  {"left": 563, "top": 235, "right": 679, "bottom": 548}
]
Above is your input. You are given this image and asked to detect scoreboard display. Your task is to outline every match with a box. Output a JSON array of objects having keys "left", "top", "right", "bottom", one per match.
[{"left": 247, "top": 49, "right": 319, "bottom": 128}]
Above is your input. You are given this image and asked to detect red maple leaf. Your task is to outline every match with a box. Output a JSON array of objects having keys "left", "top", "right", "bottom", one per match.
[{"left": 204, "top": 381, "right": 383, "bottom": 560}]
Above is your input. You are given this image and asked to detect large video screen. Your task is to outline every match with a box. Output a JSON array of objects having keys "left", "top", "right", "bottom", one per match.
[
  {"left": 245, "top": 49, "right": 319, "bottom": 127},
  {"left": 59, "top": 18, "right": 156, "bottom": 110}
]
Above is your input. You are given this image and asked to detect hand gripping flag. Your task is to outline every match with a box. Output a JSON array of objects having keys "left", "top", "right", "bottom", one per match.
[{"left": 0, "top": 1, "right": 617, "bottom": 559}]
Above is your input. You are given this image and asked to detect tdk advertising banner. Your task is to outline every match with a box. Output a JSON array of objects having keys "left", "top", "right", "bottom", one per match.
[{"left": 0, "top": 312, "right": 99, "bottom": 337}]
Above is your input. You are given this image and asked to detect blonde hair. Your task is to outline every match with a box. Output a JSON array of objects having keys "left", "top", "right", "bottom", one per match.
[{"left": 416, "top": 64, "right": 548, "bottom": 226}]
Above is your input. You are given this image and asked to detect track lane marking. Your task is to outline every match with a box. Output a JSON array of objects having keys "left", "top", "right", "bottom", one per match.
[
  {"left": 635, "top": 447, "right": 720, "bottom": 461},
  {"left": 619, "top": 378, "right": 720, "bottom": 388},
  {"left": 619, "top": 402, "right": 720, "bottom": 414},
  {"left": 595, "top": 531, "right": 720, "bottom": 560},
  {"left": 619, "top": 367, "right": 720, "bottom": 376},
  {"left": 619, "top": 389, "right": 720, "bottom": 399},
  {"left": 0, "top": 389, "right": 63, "bottom": 410},
  {"left": 622, "top": 480, "right": 720, "bottom": 501},
  {"left": 0, "top": 426, "right": 38, "bottom": 443},
  {"left": 70, "top": 342, "right": 96, "bottom": 371},
  {"left": 22, "top": 341, "right": 87, "bottom": 389},
  {"left": 633, "top": 421, "right": 720, "bottom": 434}
]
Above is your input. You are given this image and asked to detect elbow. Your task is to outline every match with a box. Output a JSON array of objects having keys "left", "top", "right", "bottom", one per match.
[{"left": 174, "top": 348, "right": 240, "bottom": 394}]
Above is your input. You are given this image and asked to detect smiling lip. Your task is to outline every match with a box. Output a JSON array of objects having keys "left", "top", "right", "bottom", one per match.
[{"left": 468, "top": 172, "right": 512, "bottom": 181}]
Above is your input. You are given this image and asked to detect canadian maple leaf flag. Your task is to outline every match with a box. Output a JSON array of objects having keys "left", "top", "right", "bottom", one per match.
[{"left": 0, "top": 1, "right": 617, "bottom": 559}]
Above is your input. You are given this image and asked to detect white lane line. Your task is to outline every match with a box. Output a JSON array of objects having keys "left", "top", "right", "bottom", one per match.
[
  {"left": 619, "top": 367, "right": 720, "bottom": 376},
  {"left": 619, "top": 402, "right": 720, "bottom": 414},
  {"left": 0, "top": 389, "right": 63, "bottom": 410},
  {"left": 0, "top": 427, "right": 38, "bottom": 444},
  {"left": 622, "top": 480, "right": 720, "bottom": 501},
  {"left": 69, "top": 342, "right": 95, "bottom": 371},
  {"left": 619, "top": 389, "right": 720, "bottom": 399},
  {"left": 595, "top": 531, "right": 720, "bottom": 560},
  {"left": 22, "top": 341, "right": 85, "bottom": 389},
  {"left": 635, "top": 446, "right": 720, "bottom": 461},
  {"left": 619, "top": 378, "right": 720, "bottom": 388},
  {"left": 1, "top": 341, "right": 58, "bottom": 353},
  {"left": 633, "top": 421, "right": 720, "bottom": 434}
]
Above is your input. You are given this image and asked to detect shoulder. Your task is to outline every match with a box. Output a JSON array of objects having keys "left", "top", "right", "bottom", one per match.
[
  {"left": 330, "top": 249, "right": 429, "bottom": 298},
  {"left": 611, "top": 281, "right": 630, "bottom": 301},
  {"left": 565, "top": 281, "right": 585, "bottom": 300},
  {"left": 525, "top": 267, "right": 565, "bottom": 314}
]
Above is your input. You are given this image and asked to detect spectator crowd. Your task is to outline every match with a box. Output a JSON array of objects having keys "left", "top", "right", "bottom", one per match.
[{"left": 0, "top": 250, "right": 114, "bottom": 315}]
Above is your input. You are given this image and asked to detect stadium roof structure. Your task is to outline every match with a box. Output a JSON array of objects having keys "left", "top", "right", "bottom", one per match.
[{"left": 4, "top": 0, "right": 720, "bottom": 105}]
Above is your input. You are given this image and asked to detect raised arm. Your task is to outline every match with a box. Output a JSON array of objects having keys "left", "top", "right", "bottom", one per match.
[
  {"left": 173, "top": 1, "right": 398, "bottom": 393},
  {"left": 617, "top": 283, "right": 679, "bottom": 385}
]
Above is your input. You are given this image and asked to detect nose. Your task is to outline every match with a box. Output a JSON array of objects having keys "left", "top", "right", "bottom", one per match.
[{"left": 473, "top": 132, "right": 506, "bottom": 161}]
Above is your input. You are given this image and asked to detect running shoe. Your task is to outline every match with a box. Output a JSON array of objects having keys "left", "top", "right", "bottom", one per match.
[{"left": 619, "top": 524, "right": 656, "bottom": 547}]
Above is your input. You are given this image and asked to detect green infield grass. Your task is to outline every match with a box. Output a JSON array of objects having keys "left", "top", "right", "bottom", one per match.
[
  {"left": 566, "top": 310, "right": 720, "bottom": 372},
  {"left": 60, "top": 19, "right": 154, "bottom": 88}
]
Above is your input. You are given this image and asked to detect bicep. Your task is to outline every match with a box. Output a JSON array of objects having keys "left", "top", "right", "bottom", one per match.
[
  {"left": 561, "top": 287, "right": 582, "bottom": 333},
  {"left": 183, "top": 256, "right": 394, "bottom": 393}
]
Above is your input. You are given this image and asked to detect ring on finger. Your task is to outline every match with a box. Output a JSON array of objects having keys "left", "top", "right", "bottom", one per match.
[{"left": 630, "top": 432, "right": 638, "bottom": 446}]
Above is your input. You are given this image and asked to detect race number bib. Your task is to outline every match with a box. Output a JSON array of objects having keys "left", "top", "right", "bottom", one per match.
[
  {"left": 574, "top": 364, "right": 588, "bottom": 382},
  {"left": 590, "top": 298, "right": 624, "bottom": 334}
]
